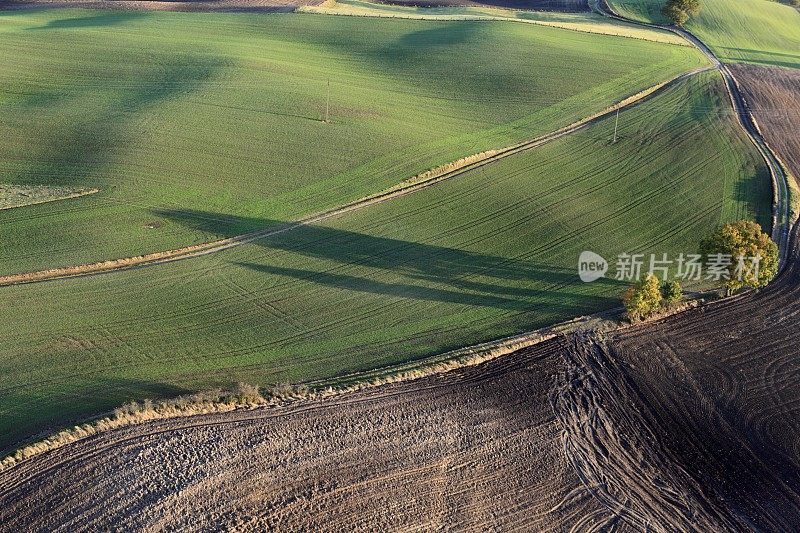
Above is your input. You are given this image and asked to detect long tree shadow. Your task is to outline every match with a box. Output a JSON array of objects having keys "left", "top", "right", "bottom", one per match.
[
  {"left": 240, "top": 263, "right": 589, "bottom": 311},
  {"left": 733, "top": 172, "right": 773, "bottom": 231},
  {"left": 30, "top": 11, "right": 149, "bottom": 30},
  {"left": 157, "top": 208, "right": 624, "bottom": 311},
  {"left": 5, "top": 51, "right": 227, "bottom": 190},
  {"left": 720, "top": 47, "right": 800, "bottom": 70},
  {"left": 283, "top": 18, "right": 538, "bottom": 111}
]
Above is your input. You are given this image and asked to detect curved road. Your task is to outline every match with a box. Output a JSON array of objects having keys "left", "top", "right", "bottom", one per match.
[{"left": 595, "top": 0, "right": 792, "bottom": 265}]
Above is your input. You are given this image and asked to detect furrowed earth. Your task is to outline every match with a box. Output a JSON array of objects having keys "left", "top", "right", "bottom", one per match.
[{"left": 730, "top": 64, "right": 800, "bottom": 179}]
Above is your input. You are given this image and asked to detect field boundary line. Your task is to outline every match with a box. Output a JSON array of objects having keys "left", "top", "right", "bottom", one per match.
[
  {"left": 0, "top": 66, "right": 713, "bottom": 287},
  {"left": 593, "top": 0, "right": 795, "bottom": 269},
  {"left": 297, "top": 1, "right": 690, "bottom": 47},
  {"left": 0, "top": 304, "right": 623, "bottom": 477},
  {"left": 0, "top": 289, "right": 706, "bottom": 478}
]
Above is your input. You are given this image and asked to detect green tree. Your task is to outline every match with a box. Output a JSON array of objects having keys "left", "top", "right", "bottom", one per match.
[
  {"left": 661, "top": 280, "right": 683, "bottom": 305},
  {"left": 700, "top": 220, "right": 778, "bottom": 292},
  {"left": 662, "top": 0, "right": 701, "bottom": 26},
  {"left": 662, "top": 2, "right": 689, "bottom": 25},
  {"left": 623, "top": 273, "right": 663, "bottom": 320}
]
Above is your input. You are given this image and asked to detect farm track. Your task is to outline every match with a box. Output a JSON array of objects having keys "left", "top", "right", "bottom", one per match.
[
  {"left": 0, "top": 66, "right": 712, "bottom": 286},
  {"left": 595, "top": 0, "right": 793, "bottom": 265}
]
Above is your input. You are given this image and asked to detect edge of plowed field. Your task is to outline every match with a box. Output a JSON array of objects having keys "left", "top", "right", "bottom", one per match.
[
  {"left": 0, "top": 311, "right": 585, "bottom": 473},
  {"left": 0, "top": 295, "right": 705, "bottom": 477}
]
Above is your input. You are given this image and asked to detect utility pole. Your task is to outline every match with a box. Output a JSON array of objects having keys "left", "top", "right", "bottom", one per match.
[
  {"left": 325, "top": 78, "right": 330, "bottom": 124},
  {"left": 612, "top": 108, "right": 619, "bottom": 144}
]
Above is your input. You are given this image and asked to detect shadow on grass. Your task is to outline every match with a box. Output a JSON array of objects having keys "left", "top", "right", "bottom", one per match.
[
  {"left": 294, "top": 18, "right": 535, "bottom": 105},
  {"left": 156, "top": 208, "right": 625, "bottom": 312},
  {"left": 733, "top": 170, "right": 773, "bottom": 232},
  {"left": 0, "top": 377, "right": 191, "bottom": 455},
  {"left": 5, "top": 53, "right": 227, "bottom": 189},
  {"left": 29, "top": 11, "right": 148, "bottom": 30},
  {"left": 720, "top": 47, "right": 800, "bottom": 70},
  {"left": 378, "top": 0, "right": 588, "bottom": 10}
]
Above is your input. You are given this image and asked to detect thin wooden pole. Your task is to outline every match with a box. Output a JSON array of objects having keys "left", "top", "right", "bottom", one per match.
[{"left": 325, "top": 78, "right": 330, "bottom": 123}]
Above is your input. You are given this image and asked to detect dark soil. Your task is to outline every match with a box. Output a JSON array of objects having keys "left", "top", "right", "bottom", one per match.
[{"left": 731, "top": 64, "right": 800, "bottom": 181}]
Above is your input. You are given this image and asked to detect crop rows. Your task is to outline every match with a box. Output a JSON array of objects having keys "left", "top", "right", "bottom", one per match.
[
  {"left": 609, "top": 0, "right": 800, "bottom": 68},
  {"left": 0, "top": 8, "right": 708, "bottom": 273}
]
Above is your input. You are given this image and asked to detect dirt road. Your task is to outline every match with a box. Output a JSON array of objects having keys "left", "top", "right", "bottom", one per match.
[{"left": 594, "top": 0, "right": 793, "bottom": 265}]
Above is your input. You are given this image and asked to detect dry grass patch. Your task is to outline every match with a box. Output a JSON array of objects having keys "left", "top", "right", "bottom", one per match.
[{"left": 0, "top": 184, "right": 98, "bottom": 210}]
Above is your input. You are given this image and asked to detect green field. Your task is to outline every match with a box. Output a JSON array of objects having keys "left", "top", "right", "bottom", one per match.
[
  {"left": 0, "top": 70, "right": 771, "bottom": 450},
  {"left": 0, "top": 9, "right": 709, "bottom": 274},
  {"left": 609, "top": 0, "right": 800, "bottom": 68}
]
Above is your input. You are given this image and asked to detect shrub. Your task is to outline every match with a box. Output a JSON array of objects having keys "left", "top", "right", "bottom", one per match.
[
  {"left": 662, "top": 0, "right": 701, "bottom": 26},
  {"left": 623, "top": 273, "right": 663, "bottom": 320},
  {"left": 661, "top": 280, "right": 683, "bottom": 305},
  {"left": 231, "top": 382, "right": 263, "bottom": 403},
  {"left": 267, "top": 382, "right": 295, "bottom": 399}
]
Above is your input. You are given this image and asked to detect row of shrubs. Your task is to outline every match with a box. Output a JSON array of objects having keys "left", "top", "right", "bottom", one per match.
[
  {"left": 622, "top": 275, "right": 683, "bottom": 321},
  {"left": 112, "top": 382, "right": 313, "bottom": 419},
  {"left": 621, "top": 220, "right": 778, "bottom": 321}
]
